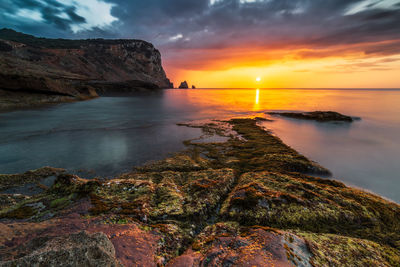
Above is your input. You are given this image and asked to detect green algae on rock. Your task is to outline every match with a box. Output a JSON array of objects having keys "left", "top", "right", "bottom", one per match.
[
  {"left": 299, "top": 232, "right": 400, "bottom": 267},
  {"left": 220, "top": 171, "right": 400, "bottom": 248},
  {"left": 0, "top": 117, "right": 399, "bottom": 266},
  {"left": 88, "top": 168, "right": 235, "bottom": 222},
  {"left": 182, "top": 118, "right": 331, "bottom": 176},
  {"left": 0, "top": 167, "right": 65, "bottom": 191}
]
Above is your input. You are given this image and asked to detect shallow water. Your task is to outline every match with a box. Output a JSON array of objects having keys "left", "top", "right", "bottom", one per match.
[{"left": 0, "top": 89, "right": 399, "bottom": 202}]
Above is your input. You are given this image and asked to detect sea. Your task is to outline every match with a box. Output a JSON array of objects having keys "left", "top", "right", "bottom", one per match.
[{"left": 0, "top": 88, "right": 399, "bottom": 202}]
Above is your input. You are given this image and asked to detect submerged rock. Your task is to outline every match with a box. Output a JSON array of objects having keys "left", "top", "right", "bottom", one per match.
[{"left": 267, "top": 111, "right": 356, "bottom": 122}]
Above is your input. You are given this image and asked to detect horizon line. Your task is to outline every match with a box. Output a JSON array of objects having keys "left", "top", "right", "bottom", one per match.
[{"left": 170, "top": 87, "right": 400, "bottom": 90}]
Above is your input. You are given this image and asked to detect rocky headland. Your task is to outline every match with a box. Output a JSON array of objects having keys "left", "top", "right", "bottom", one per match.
[
  {"left": 0, "top": 28, "right": 173, "bottom": 110},
  {"left": 1, "top": 117, "right": 399, "bottom": 266}
]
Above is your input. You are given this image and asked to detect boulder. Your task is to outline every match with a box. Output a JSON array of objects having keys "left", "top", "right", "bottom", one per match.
[{"left": 1, "top": 231, "right": 122, "bottom": 267}]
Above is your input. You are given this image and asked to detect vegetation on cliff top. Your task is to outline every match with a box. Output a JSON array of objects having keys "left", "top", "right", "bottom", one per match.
[{"left": 0, "top": 28, "right": 153, "bottom": 49}]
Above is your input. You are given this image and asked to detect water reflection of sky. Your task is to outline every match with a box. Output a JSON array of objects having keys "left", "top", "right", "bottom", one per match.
[{"left": 0, "top": 89, "right": 399, "bottom": 202}]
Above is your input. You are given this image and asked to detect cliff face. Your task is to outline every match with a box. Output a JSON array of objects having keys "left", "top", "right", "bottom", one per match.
[{"left": 0, "top": 29, "right": 173, "bottom": 107}]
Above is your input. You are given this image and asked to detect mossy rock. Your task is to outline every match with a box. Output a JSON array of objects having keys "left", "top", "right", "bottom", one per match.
[
  {"left": 0, "top": 204, "right": 37, "bottom": 219},
  {"left": 0, "top": 167, "right": 65, "bottom": 191},
  {"left": 49, "top": 197, "right": 70, "bottom": 208},
  {"left": 88, "top": 168, "right": 235, "bottom": 221},
  {"left": 221, "top": 171, "right": 400, "bottom": 249},
  {"left": 300, "top": 232, "right": 400, "bottom": 266}
]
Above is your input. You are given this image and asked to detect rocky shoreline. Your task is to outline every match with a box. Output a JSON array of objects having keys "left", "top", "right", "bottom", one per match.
[{"left": 0, "top": 117, "right": 399, "bottom": 266}]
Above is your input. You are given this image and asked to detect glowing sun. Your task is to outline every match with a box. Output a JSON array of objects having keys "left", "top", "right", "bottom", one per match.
[{"left": 256, "top": 77, "right": 261, "bottom": 82}]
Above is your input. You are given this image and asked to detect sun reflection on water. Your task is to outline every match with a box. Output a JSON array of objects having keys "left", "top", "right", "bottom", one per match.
[{"left": 253, "top": 88, "right": 260, "bottom": 110}]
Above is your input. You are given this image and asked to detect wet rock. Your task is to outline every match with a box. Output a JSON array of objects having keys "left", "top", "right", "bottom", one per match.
[
  {"left": 0, "top": 118, "right": 399, "bottom": 266},
  {"left": 133, "top": 154, "right": 210, "bottom": 173},
  {"left": 89, "top": 168, "right": 235, "bottom": 220},
  {"left": 267, "top": 111, "right": 356, "bottom": 122},
  {"left": 220, "top": 170, "right": 400, "bottom": 248},
  {"left": 1, "top": 231, "right": 122, "bottom": 266},
  {"left": 300, "top": 232, "right": 400, "bottom": 266},
  {"left": 0, "top": 167, "right": 65, "bottom": 191},
  {"left": 0, "top": 194, "right": 30, "bottom": 210}
]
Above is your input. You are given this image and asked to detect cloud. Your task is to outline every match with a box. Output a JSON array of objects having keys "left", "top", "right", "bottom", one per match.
[
  {"left": 0, "top": 0, "right": 117, "bottom": 36},
  {"left": 1, "top": 0, "right": 400, "bottom": 72}
]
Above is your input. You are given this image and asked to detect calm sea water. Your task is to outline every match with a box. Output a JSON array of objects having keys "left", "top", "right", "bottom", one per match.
[{"left": 0, "top": 89, "right": 399, "bottom": 202}]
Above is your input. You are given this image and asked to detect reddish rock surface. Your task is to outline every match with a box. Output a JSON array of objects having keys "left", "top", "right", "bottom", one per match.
[
  {"left": 167, "top": 225, "right": 311, "bottom": 267},
  {"left": 0, "top": 200, "right": 161, "bottom": 266}
]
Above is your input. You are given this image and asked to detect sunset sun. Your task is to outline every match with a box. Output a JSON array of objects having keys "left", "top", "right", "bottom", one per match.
[{"left": 256, "top": 77, "right": 261, "bottom": 82}]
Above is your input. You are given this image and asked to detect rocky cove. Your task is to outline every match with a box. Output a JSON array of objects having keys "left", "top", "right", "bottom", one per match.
[{"left": 0, "top": 118, "right": 399, "bottom": 266}]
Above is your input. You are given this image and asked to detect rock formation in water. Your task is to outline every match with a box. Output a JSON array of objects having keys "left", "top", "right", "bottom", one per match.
[
  {"left": 192, "top": 85, "right": 196, "bottom": 89},
  {"left": 1, "top": 118, "right": 399, "bottom": 266},
  {"left": 0, "top": 28, "right": 173, "bottom": 109},
  {"left": 178, "top": 81, "right": 189, "bottom": 89},
  {"left": 268, "top": 111, "right": 356, "bottom": 122}
]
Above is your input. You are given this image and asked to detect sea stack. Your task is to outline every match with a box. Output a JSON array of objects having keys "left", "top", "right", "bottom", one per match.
[
  {"left": 192, "top": 85, "right": 196, "bottom": 89},
  {"left": 179, "top": 81, "right": 189, "bottom": 89}
]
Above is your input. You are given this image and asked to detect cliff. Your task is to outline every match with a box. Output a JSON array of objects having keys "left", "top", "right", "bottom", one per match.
[{"left": 0, "top": 29, "right": 173, "bottom": 108}]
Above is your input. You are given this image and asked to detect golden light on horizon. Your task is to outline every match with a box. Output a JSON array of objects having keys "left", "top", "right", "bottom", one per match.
[{"left": 165, "top": 48, "right": 400, "bottom": 88}]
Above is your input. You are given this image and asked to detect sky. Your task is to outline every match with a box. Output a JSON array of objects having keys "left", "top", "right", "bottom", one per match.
[{"left": 1, "top": 0, "right": 400, "bottom": 88}]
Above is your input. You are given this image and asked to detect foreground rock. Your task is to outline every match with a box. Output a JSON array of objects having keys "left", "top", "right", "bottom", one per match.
[
  {"left": 268, "top": 111, "right": 356, "bottom": 122},
  {"left": 1, "top": 118, "right": 399, "bottom": 266},
  {"left": 1, "top": 231, "right": 122, "bottom": 266},
  {"left": 0, "top": 28, "right": 173, "bottom": 109}
]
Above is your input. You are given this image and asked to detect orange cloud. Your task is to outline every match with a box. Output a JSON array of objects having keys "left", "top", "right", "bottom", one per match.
[{"left": 162, "top": 39, "right": 400, "bottom": 88}]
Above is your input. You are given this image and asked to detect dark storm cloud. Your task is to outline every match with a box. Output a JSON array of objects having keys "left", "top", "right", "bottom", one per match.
[
  {"left": 0, "top": 0, "right": 86, "bottom": 36},
  {"left": 93, "top": 0, "right": 400, "bottom": 55},
  {"left": 1, "top": 0, "right": 400, "bottom": 60}
]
